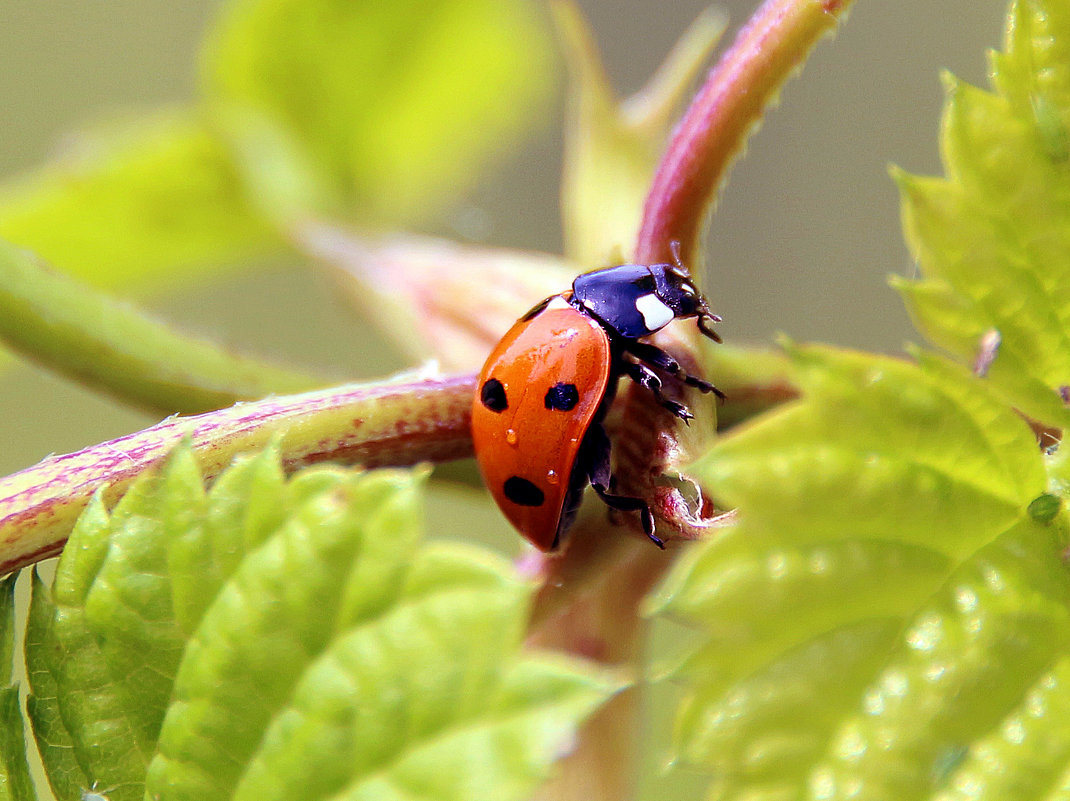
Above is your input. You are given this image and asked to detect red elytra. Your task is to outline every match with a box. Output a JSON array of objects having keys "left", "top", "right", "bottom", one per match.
[{"left": 470, "top": 299, "right": 611, "bottom": 550}]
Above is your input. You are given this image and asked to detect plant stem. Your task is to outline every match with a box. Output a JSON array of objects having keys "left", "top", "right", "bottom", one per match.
[
  {"left": 636, "top": 0, "right": 853, "bottom": 265},
  {"left": 0, "top": 239, "right": 318, "bottom": 415},
  {"left": 0, "top": 374, "right": 474, "bottom": 575},
  {"left": 0, "top": 355, "right": 784, "bottom": 579},
  {"left": 527, "top": 531, "right": 667, "bottom": 801}
]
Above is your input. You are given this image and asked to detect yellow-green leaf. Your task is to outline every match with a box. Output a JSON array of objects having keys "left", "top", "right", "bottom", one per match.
[
  {"left": 649, "top": 344, "right": 1069, "bottom": 800},
  {"left": 0, "top": 111, "right": 275, "bottom": 288},
  {"left": 895, "top": 0, "right": 1070, "bottom": 428},
  {"left": 204, "top": 0, "right": 557, "bottom": 225}
]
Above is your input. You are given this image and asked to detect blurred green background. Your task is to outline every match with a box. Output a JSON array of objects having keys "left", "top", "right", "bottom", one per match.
[{"left": 0, "top": 0, "right": 1001, "bottom": 475}]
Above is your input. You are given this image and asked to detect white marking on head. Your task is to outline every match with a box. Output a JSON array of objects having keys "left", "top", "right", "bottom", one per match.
[
  {"left": 635, "top": 293, "right": 675, "bottom": 332},
  {"left": 547, "top": 295, "right": 572, "bottom": 311}
]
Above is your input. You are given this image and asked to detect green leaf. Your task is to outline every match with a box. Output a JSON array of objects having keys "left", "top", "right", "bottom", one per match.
[
  {"left": 25, "top": 491, "right": 153, "bottom": 801},
  {"left": 0, "top": 686, "right": 36, "bottom": 801},
  {"left": 204, "top": 0, "right": 557, "bottom": 225},
  {"left": 930, "top": 653, "right": 1070, "bottom": 800},
  {"left": 167, "top": 445, "right": 293, "bottom": 634},
  {"left": 25, "top": 443, "right": 618, "bottom": 801},
  {"left": 894, "top": 0, "right": 1070, "bottom": 428},
  {"left": 0, "top": 0, "right": 555, "bottom": 289},
  {"left": 699, "top": 341, "right": 796, "bottom": 429},
  {"left": 147, "top": 471, "right": 620, "bottom": 801},
  {"left": 811, "top": 517, "right": 1070, "bottom": 800},
  {"left": 650, "top": 344, "right": 1070, "bottom": 800},
  {"left": 24, "top": 445, "right": 327, "bottom": 801},
  {"left": 0, "top": 574, "right": 37, "bottom": 801},
  {"left": 995, "top": 0, "right": 1070, "bottom": 138},
  {"left": 694, "top": 346, "right": 1045, "bottom": 556},
  {"left": 228, "top": 547, "right": 620, "bottom": 801},
  {"left": 0, "top": 574, "right": 15, "bottom": 686},
  {"left": 0, "top": 112, "right": 277, "bottom": 289},
  {"left": 25, "top": 570, "right": 86, "bottom": 801}
]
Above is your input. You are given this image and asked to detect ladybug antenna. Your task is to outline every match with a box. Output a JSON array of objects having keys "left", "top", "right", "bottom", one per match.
[{"left": 668, "top": 240, "right": 691, "bottom": 276}]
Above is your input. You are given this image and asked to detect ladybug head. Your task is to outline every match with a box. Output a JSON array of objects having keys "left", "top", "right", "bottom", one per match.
[
  {"left": 570, "top": 243, "right": 722, "bottom": 341},
  {"left": 648, "top": 242, "right": 722, "bottom": 343}
]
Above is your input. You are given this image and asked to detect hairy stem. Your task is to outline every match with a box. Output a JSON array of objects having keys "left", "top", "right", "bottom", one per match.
[
  {"left": 636, "top": 0, "right": 853, "bottom": 265},
  {"left": 0, "top": 374, "right": 474, "bottom": 575}
]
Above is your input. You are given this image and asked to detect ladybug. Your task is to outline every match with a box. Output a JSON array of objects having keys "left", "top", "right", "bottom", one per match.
[{"left": 471, "top": 243, "right": 723, "bottom": 551}]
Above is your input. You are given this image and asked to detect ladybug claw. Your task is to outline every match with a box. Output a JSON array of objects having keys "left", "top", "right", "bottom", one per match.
[
  {"left": 590, "top": 478, "right": 663, "bottom": 548},
  {"left": 663, "top": 400, "right": 693, "bottom": 422},
  {"left": 642, "top": 510, "right": 664, "bottom": 548}
]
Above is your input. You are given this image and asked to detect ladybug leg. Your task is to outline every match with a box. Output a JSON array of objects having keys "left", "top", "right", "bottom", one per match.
[
  {"left": 620, "top": 360, "right": 695, "bottom": 422},
  {"left": 593, "top": 484, "right": 662, "bottom": 548},
  {"left": 586, "top": 422, "right": 663, "bottom": 548},
  {"left": 625, "top": 341, "right": 726, "bottom": 400}
]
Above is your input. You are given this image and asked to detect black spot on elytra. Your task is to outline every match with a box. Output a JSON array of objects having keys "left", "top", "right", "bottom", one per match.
[
  {"left": 480, "top": 378, "right": 508, "bottom": 412},
  {"left": 544, "top": 382, "right": 579, "bottom": 411},
  {"left": 503, "top": 476, "right": 545, "bottom": 507}
]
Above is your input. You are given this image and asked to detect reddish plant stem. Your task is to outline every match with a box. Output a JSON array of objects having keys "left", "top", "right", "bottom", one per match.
[
  {"left": 619, "top": 0, "right": 853, "bottom": 530},
  {"left": 636, "top": 0, "right": 852, "bottom": 265},
  {"left": 0, "top": 367, "right": 783, "bottom": 578},
  {"left": 0, "top": 374, "right": 475, "bottom": 576},
  {"left": 527, "top": 532, "right": 668, "bottom": 800}
]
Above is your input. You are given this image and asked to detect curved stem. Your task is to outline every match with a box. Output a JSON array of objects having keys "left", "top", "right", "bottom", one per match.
[
  {"left": 0, "top": 374, "right": 475, "bottom": 575},
  {"left": 0, "top": 239, "right": 318, "bottom": 415},
  {"left": 636, "top": 0, "right": 853, "bottom": 265}
]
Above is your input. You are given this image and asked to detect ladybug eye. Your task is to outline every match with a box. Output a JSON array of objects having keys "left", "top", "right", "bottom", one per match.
[
  {"left": 544, "top": 382, "right": 580, "bottom": 411},
  {"left": 480, "top": 378, "right": 509, "bottom": 412}
]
